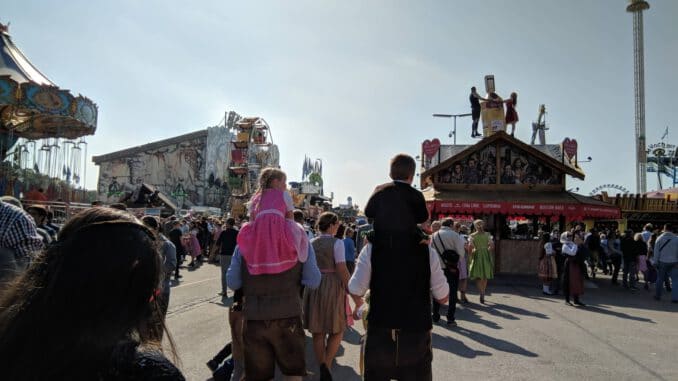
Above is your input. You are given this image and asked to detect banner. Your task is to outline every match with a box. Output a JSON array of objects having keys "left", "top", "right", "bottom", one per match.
[{"left": 430, "top": 200, "right": 620, "bottom": 219}]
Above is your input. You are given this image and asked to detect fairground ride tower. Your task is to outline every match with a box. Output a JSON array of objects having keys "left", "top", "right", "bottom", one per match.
[{"left": 627, "top": 0, "right": 650, "bottom": 194}]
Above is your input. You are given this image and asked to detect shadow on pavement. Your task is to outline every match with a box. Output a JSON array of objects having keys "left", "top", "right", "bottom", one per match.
[
  {"left": 455, "top": 306, "right": 502, "bottom": 329},
  {"left": 343, "top": 326, "right": 362, "bottom": 345},
  {"left": 580, "top": 305, "right": 655, "bottom": 323},
  {"left": 454, "top": 326, "right": 538, "bottom": 358},
  {"left": 488, "top": 302, "right": 550, "bottom": 319},
  {"left": 432, "top": 332, "right": 492, "bottom": 359},
  {"left": 505, "top": 273, "right": 678, "bottom": 313}
]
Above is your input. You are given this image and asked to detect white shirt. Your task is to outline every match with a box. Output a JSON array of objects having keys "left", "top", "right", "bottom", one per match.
[
  {"left": 431, "top": 226, "right": 465, "bottom": 259},
  {"left": 544, "top": 242, "right": 554, "bottom": 256},
  {"left": 348, "top": 243, "right": 449, "bottom": 302}
]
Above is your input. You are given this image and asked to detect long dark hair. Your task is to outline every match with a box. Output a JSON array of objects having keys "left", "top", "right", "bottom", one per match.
[{"left": 0, "top": 207, "right": 177, "bottom": 380}]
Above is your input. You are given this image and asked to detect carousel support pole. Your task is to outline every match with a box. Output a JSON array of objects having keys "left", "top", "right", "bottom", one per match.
[{"left": 82, "top": 140, "right": 88, "bottom": 201}]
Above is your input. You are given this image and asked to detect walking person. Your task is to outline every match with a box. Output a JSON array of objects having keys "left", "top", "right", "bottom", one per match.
[
  {"left": 468, "top": 219, "right": 494, "bottom": 304},
  {"left": 353, "top": 153, "right": 448, "bottom": 380},
  {"left": 453, "top": 222, "right": 470, "bottom": 303},
  {"left": 584, "top": 229, "right": 601, "bottom": 279},
  {"left": 653, "top": 224, "right": 678, "bottom": 302},
  {"left": 141, "top": 216, "right": 177, "bottom": 323},
  {"left": 215, "top": 218, "right": 239, "bottom": 297},
  {"left": 343, "top": 227, "right": 357, "bottom": 274},
  {"left": 562, "top": 233, "right": 586, "bottom": 306},
  {"left": 348, "top": 228, "right": 449, "bottom": 381},
  {"left": 168, "top": 221, "right": 185, "bottom": 280},
  {"left": 430, "top": 218, "right": 465, "bottom": 326},
  {"left": 227, "top": 238, "right": 321, "bottom": 381},
  {"left": 550, "top": 230, "right": 565, "bottom": 295},
  {"left": 538, "top": 233, "right": 557, "bottom": 295},
  {"left": 621, "top": 230, "right": 639, "bottom": 290},
  {"left": 303, "top": 212, "right": 359, "bottom": 380},
  {"left": 608, "top": 230, "right": 623, "bottom": 285}
]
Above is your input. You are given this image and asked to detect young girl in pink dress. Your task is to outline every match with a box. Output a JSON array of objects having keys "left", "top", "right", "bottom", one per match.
[{"left": 237, "top": 168, "right": 309, "bottom": 275}]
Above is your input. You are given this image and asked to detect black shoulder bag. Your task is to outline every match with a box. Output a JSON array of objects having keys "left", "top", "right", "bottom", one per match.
[{"left": 434, "top": 234, "right": 460, "bottom": 269}]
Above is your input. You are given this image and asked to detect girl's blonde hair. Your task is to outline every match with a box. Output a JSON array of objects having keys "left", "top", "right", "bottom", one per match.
[
  {"left": 473, "top": 219, "right": 485, "bottom": 231},
  {"left": 256, "top": 167, "right": 287, "bottom": 193}
]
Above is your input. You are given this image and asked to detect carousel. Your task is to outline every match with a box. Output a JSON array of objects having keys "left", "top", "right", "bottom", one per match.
[{"left": 0, "top": 23, "right": 97, "bottom": 202}]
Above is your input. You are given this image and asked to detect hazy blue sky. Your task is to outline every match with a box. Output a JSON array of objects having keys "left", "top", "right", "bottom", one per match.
[{"left": 4, "top": 0, "right": 677, "bottom": 207}]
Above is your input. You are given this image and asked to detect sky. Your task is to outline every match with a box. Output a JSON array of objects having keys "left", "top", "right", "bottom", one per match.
[{"left": 3, "top": 0, "right": 678, "bottom": 208}]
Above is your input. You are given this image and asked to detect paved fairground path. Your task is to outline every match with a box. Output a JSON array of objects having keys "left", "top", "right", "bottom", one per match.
[{"left": 164, "top": 262, "right": 677, "bottom": 381}]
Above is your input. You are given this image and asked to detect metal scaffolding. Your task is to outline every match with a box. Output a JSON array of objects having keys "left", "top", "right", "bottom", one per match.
[{"left": 627, "top": 0, "right": 650, "bottom": 193}]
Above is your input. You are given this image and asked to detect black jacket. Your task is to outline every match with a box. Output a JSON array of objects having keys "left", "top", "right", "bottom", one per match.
[{"left": 364, "top": 181, "right": 428, "bottom": 233}]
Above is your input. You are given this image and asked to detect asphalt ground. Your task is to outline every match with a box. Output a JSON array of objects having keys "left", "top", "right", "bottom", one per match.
[{"left": 165, "top": 262, "right": 677, "bottom": 381}]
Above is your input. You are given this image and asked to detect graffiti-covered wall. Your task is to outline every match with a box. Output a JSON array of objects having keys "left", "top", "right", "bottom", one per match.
[{"left": 94, "top": 127, "right": 234, "bottom": 208}]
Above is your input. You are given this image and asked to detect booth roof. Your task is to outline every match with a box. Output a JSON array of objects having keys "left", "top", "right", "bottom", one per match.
[{"left": 423, "top": 188, "right": 620, "bottom": 219}]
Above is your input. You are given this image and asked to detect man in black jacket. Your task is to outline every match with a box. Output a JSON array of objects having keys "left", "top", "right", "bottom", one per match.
[
  {"left": 360, "top": 154, "right": 444, "bottom": 380},
  {"left": 215, "top": 218, "right": 238, "bottom": 296},
  {"left": 168, "top": 221, "right": 186, "bottom": 280}
]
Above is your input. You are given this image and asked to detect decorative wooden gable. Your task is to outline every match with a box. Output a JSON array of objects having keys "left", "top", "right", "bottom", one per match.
[{"left": 420, "top": 131, "right": 584, "bottom": 191}]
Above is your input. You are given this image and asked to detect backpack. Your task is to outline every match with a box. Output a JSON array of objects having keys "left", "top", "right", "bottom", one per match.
[{"left": 434, "top": 234, "right": 460, "bottom": 268}]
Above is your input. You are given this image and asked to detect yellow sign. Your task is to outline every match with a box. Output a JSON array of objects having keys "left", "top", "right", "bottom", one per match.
[{"left": 481, "top": 98, "right": 505, "bottom": 136}]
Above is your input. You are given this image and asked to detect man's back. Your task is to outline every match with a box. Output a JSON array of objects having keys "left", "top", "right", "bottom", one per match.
[
  {"left": 432, "top": 227, "right": 464, "bottom": 257},
  {"left": 218, "top": 227, "right": 239, "bottom": 256},
  {"left": 0, "top": 202, "right": 44, "bottom": 262},
  {"left": 364, "top": 181, "right": 428, "bottom": 233},
  {"left": 655, "top": 232, "right": 678, "bottom": 263}
]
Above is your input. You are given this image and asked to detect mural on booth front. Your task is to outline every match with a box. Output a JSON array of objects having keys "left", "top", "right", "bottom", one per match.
[
  {"left": 498, "top": 144, "right": 562, "bottom": 185},
  {"left": 97, "top": 135, "right": 207, "bottom": 206},
  {"left": 438, "top": 145, "right": 497, "bottom": 184},
  {"left": 436, "top": 143, "right": 563, "bottom": 185}
]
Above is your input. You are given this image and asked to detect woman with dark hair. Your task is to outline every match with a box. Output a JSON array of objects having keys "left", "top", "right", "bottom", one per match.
[{"left": 0, "top": 207, "right": 184, "bottom": 380}]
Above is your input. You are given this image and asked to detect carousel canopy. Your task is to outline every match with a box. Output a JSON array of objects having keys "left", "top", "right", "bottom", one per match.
[{"left": 0, "top": 23, "right": 97, "bottom": 142}]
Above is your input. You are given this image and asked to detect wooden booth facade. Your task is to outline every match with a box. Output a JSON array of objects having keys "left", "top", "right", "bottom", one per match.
[{"left": 420, "top": 131, "right": 621, "bottom": 275}]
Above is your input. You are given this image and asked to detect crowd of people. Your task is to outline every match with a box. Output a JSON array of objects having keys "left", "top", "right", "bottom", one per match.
[
  {"left": 537, "top": 223, "right": 677, "bottom": 305},
  {"left": 0, "top": 152, "right": 676, "bottom": 380}
]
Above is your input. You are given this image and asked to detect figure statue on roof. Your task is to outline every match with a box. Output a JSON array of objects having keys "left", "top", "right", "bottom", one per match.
[
  {"left": 531, "top": 104, "right": 548, "bottom": 145},
  {"left": 469, "top": 86, "right": 486, "bottom": 138},
  {"left": 503, "top": 92, "right": 519, "bottom": 137}
]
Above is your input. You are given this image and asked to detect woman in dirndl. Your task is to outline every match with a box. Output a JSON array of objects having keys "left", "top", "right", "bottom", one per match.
[
  {"left": 562, "top": 232, "right": 587, "bottom": 306},
  {"left": 303, "top": 212, "right": 353, "bottom": 381},
  {"left": 468, "top": 219, "right": 495, "bottom": 304},
  {"left": 538, "top": 233, "right": 557, "bottom": 295}
]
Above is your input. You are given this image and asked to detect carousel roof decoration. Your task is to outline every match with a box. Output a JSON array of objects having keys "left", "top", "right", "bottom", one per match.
[
  {"left": 0, "top": 23, "right": 97, "bottom": 143},
  {"left": 0, "top": 23, "right": 97, "bottom": 201}
]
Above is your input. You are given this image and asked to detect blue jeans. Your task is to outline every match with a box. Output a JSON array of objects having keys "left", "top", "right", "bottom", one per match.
[
  {"left": 622, "top": 260, "right": 637, "bottom": 288},
  {"left": 655, "top": 262, "right": 678, "bottom": 301},
  {"left": 220, "top": 255, "right": 232, "bottom": 294}
]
